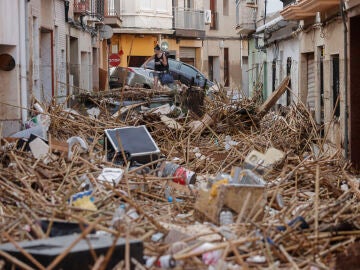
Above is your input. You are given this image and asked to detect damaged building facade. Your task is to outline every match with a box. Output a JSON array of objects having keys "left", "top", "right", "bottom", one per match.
[
  {"left": 0, "top": 0, "right": 108, "bottom": 137},
  {"left": 237, "top": 0, "right": 360, "bottom": 167}
]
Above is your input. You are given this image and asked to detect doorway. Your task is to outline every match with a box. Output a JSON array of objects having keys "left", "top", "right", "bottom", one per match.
[
  {"left": 350, "top": 15, "right": 360, "bottom": 167},
  {"left": 208, "top": 56, "right": 214, "bottom": 82},
  {"left": 81, "top": 52, "right": 91, "bottom": 91},
  {"left": 224, "top": 48, "right": 229, "bottom": 87}
]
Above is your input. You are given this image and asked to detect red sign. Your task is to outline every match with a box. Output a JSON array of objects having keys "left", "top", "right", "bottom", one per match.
[{"left": 109, "top": 54, "right": 120, "bottom": 67}]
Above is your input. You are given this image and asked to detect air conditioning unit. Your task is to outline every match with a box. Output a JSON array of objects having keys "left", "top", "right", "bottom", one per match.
[
  {"left": 204, "top": 10, "right": 212, "bottom": 24},
  {"left": 246, "top": 0, "right": 255, "bottom": 4}
]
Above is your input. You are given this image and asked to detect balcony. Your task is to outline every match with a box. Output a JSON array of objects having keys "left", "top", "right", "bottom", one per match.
[
  {"left": 235, "top": 1, "right": 255, "bottom": 35},
  {"left": 104, "top": 8, "right": 122, "bottom": 28},
  {"left": 73, "top": 0, "right": 104, "bottom": 22},
  {"left": 281, "top": 0, "right": 340, "bottom": 20},
  {"left": 173, "top": 8, "right": 205, "bottom": 38}
]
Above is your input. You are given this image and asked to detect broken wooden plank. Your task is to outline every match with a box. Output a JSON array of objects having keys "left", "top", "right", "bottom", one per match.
[{"left": 257, "top": 76, "right": 290, "bottom": 117}]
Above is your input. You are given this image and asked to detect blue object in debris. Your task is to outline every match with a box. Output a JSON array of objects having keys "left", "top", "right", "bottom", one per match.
[{"left": 276, "top": 216, "right": 309, "bottom": 232}]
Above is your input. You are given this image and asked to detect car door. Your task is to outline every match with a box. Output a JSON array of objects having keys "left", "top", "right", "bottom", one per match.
[
  {"left": 178, "top": 63, "right": 198, "bottom": 86},
  {"left": 167, "top": 59, "right": 181, "bottom": 81}
]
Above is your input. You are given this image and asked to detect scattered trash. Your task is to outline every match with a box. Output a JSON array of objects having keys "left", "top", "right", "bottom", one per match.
[
  {"left": 97, "top": 167, "right": 124, "bottom": 185},
  {"left": 0, "top": 87, "right": 357, "bottom": 269},
  {"left": 276, "top": 216, "right": 309, "bottom": 231},
  {"left": 246, "top": 255, "right": 267, "bottom": 264},
  {"left": 67, "top": 136, "right": 88, "bottom": 160},
  {"left": 146, "top": 255, "right": 176, "bottom": 269},
  {"left": 159, "top": 161, "right": 197, "bottom": 185},
  {"left": 219, "top": 210, "right": 234, "bottom": 226},
  {"left": 192, "top": 243, "right": 223, "bottom": 266},
  {"left": 151, "top": 232, "right": 165, "bottom": 242},
  {"left": 0, "top": 234, "right": 144, "bottom": 270},
  {"left": 105, "top": 125, "right": 161, "bottom": 164},
  {"left": 70, "top": 190, "right": 97, "bottom": 211},
  {"left": 224, "top": 135, "right": 239, "bottom": 151},
  {"left": 86, "top": 107, "right": 100, "bottom": 119},
  {"left": 29, "top": 136, "right": 49, "bottom": 159},
  {"left": 244, "top": 147, "right": 285, "bottom": 174},
  {"left": 36, "top": 219, "right": 96, "bottom": 237}
]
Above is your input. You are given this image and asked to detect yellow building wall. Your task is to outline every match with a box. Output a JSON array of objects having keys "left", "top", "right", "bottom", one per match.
[
  {"left": 111, "top": 34, "right": 158, "bottom": 67},
  {"left": 111, "top": 34, "right": 203, "bottom": 68}
]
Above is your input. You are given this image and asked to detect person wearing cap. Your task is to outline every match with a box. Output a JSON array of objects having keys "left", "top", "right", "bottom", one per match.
[{"left": 143, "top": 44, "right": 168, "bottom": 89}]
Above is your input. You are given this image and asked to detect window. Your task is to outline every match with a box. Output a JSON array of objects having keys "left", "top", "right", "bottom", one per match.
[
  {"left": 223, "top": 0, "right": 229, "bottom": 16},
  {"left": 332, "top": 54, "right": 340, "bottom": 117},
  {"left": 272, "top": 59, "right": 276, "bottom": 92},
  {"left": 184, "top": 0, "right": 193, "bottom": 9},
  {"left": 224, "top": 48, "right": 229, "bottom": 86}
]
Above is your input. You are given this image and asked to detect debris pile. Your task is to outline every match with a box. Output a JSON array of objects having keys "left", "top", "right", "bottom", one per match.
[{"left": 0, "top": 86, "right": 359, "bottom": 269}]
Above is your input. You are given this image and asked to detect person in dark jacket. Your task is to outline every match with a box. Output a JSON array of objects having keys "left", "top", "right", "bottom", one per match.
[{"left": 143, "top": 44, "right": 168, "bottom": 89}]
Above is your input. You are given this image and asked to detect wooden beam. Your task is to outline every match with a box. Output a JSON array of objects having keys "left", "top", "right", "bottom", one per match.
[{"left": 257, "top": 76, "right": 290, "bottom": 118}]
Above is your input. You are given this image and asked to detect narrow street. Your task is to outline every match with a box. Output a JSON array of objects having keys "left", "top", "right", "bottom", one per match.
[{"left": 0, "top": 0, "right": 360, "bottom": 269}]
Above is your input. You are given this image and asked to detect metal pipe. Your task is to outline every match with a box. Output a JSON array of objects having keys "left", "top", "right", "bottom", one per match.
[{"left": 340, "top": 0, "right": 349, "bottom": 159}]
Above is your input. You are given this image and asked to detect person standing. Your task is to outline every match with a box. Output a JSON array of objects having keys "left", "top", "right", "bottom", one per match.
[{"left": 143, "top": 44, "right": 168, "bottom": 89}]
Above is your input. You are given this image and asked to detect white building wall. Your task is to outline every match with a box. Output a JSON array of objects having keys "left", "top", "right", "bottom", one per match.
[
  {"left": 119, "top": 0, "right": 173, "bottom": 29},
  {"left": 266, "top": 38, "right": 300, "bottom": 105},
  {"left": 0, "top": 0, "right": 22, "bottom": 135}
]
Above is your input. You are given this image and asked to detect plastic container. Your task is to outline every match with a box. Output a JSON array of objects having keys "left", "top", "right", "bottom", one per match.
[
  {"left": 111, "top": 204, "right": 126, "bottom": 228},
  {"left": 219, "top": 210, "right": 234, "bottom": 226},
  {"left": 157, "top": 255, "right": 176, "bottom": 268},
  {"left": 233, "top": 169, "right": 266, "bottom": 186},
  {"left": 160, "top": 161, "right": 196, "bottom": 185},
  {"left": 192, "top": 243, "right": 223, "bottom": 266},
  {"left": 97, "top": 168, "right": 124, "bottom": 185}
]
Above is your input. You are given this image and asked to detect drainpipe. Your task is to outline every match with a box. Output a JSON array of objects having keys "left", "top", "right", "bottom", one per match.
[
  {"left": 340, "top": 0, "right": 348, "bottom": 159},
  {"left": 19, "top": 0, "right": 28, "bottom": 124}
]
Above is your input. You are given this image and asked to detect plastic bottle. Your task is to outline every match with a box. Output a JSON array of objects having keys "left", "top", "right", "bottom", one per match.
[
  {"left": 219, "top": 210, "right": 233, "bottom": 226},
  {"left": 164, "top": 186, "right": 173, "bottom": 202},
  {"left": 111, "top": 204, "right": 126, "bottom": 228},
  {"left": 160, "top": 161, "right": 196, "bottom": 185},
  {"left": 157, "top": 255, "right": 176, "bottom": 268}
]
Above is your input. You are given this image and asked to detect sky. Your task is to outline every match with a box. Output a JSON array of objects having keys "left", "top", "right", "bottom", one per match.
[{"left": 267, "top": 0, "right": 283, "bottom": 13}]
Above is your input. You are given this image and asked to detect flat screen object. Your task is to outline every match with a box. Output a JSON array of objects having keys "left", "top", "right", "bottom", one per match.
[{"left": 105, "top": 125, "right": 160, "bottom": 164}]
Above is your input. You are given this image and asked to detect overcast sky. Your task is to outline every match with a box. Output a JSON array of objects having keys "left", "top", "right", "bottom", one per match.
[{"left": 267, "top": 0, "right": 283, "bottom": 13}]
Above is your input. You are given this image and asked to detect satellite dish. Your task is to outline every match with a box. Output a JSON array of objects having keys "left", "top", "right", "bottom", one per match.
[{"left": 99, "top": 25, "right": 114, "bottom": 40}]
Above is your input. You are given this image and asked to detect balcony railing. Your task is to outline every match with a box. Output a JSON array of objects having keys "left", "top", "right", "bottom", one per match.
[
  {"left": 105, "top": 8, "right": 118, "bottom": 17},
  {"left": 74, "top": 0, "right": 104, "bottom": 21},
  {"left": 281, "top": 0, "right": 340, "bottom": 20},
  {"left": 173, "top": 8, "right": 205, "bottom": 31},
  {"left": 235, "top": 1, "right": 255, "bottom": 34},
  {"left": 210, "top": 11, "right": 218, "bottom": 30}
]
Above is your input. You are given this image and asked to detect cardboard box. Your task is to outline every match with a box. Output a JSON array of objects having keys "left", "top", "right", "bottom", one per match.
[{"left": 195, "top": 184, "right": 266, "bottom": 225}]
